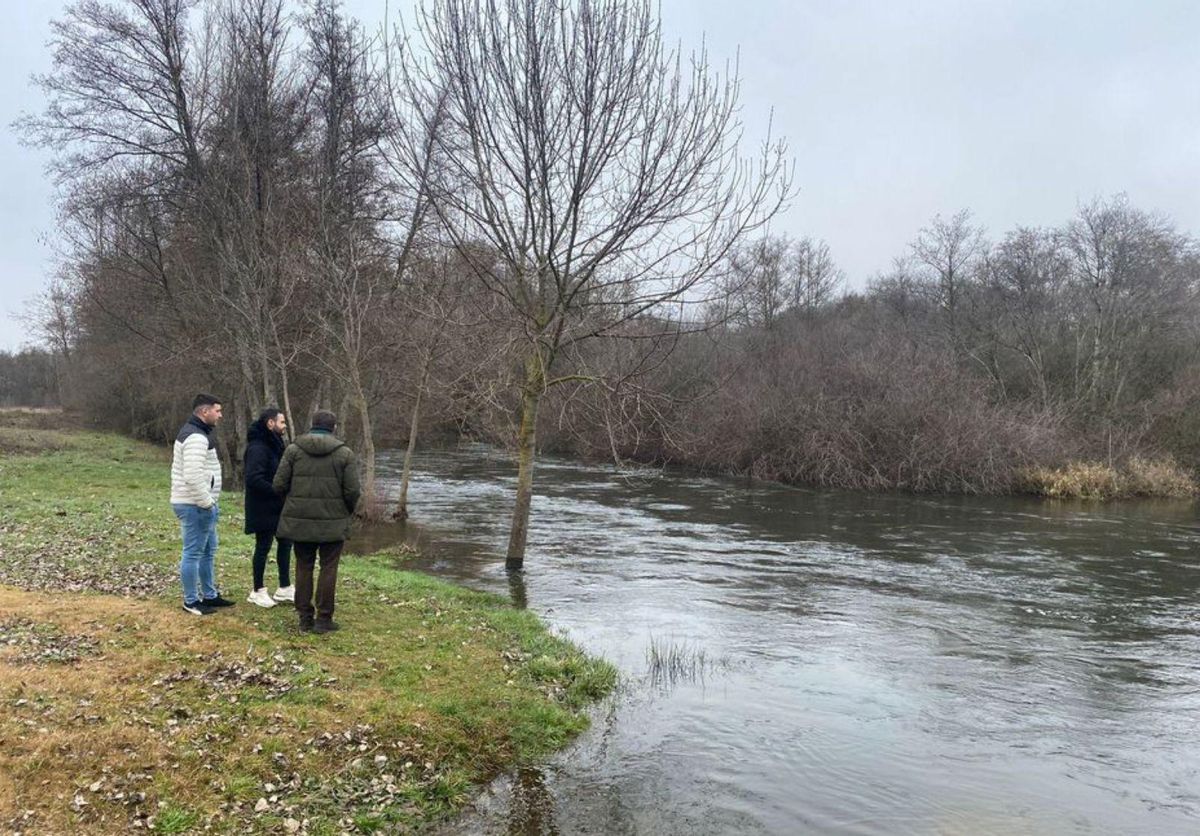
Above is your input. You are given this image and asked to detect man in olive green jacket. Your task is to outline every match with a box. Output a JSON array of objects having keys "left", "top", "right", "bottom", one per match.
[{"left": 273, "top": 410, "right": 361, "bottom": 634}]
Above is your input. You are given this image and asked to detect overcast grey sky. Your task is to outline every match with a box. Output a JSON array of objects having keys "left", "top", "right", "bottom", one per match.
[{"left": 2, "top": 0, "right": 1199, "bottom": 350}]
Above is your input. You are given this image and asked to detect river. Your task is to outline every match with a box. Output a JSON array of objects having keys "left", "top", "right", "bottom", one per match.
[{"left": 362, "top": 444, "right": 1200, "bottom": 835}]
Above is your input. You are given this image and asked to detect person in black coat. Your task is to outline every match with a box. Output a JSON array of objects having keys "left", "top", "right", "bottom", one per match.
[{"left": 244, "top": 408, "right": 294, "bottom": 607}]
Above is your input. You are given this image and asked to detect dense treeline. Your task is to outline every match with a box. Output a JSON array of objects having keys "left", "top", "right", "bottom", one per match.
[
  {"left": 21, "top": 0, "right": 786, "bottom": 565},
  {"left": 0, "top": 349, "right": 59, "bottom": 408},
  {"left": 23, "top": 0, "right": 1199, "bottom": 545},
  {"left": 538, "top": 199, "right": 1200, "bottom": 495}
]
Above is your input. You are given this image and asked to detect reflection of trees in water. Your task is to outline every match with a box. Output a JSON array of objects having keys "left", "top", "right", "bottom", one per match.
[{"left": 508, "top": 767, "right": 558, "bottom": 836}]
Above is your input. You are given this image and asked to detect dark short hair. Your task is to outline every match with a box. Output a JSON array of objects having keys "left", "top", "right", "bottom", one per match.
[
  {"left": 258, "top": 407, "right": 284, "bottom": 424},
  {"left": 311, "top": 410, "right": 337, "bottom": 431},
  {"left": 193, "top": 393, "right": 221, "bottom": 410}
]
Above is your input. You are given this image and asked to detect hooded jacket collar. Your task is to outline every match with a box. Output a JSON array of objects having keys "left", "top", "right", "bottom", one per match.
[{"left": 295, "top": 432, "right": 345, "bottom": 457}]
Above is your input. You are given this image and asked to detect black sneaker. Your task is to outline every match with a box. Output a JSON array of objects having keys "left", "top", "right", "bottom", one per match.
[
  {"left": 183, "top": 601, "right": 216, "bottom": 616},
  {"left": 202, "top": 595, "right": 236, "bottom": 608},
  {"left": 313, "top": 619, "right": 340, "bottom": 634},
  {"left": 298, "top": 618, "right": 315, "bottom": 634}
]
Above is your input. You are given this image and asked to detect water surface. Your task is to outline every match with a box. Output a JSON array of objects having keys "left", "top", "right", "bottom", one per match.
[{"left": 366, "top": 445, "right": 1200, "bottom": 835}]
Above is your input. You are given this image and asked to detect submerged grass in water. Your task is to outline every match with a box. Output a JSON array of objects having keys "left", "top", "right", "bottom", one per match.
[
  {"left": 0, "top": 416, "right": 615, "bottom": 834},
  {"left": 645, "top": 636, "right": 733, "bottom": 687}
]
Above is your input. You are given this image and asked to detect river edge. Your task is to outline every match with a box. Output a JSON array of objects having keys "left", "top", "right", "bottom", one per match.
[
  {"left": 0, "top": 420, "right": 616, "bottom": 834},
  {"left": 373, "top": 435, "right": 1199, "bottom": 512}
]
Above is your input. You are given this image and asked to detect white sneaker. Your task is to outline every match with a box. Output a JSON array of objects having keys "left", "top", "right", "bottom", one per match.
[
  {"left": 272, "top": 585, "right": 295, "bottom": 603},
  {"left": 247, "top": 588, "right": 277, "bottom": 608}
]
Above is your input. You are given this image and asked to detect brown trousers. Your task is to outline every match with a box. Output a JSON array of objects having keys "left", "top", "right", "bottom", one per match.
[{"left": 293, "top": 541, "right": 344, "bottom": 622}]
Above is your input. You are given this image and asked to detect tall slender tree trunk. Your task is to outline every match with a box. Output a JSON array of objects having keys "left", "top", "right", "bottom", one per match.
[
  {"left": 506, "top": 353, "right": 544, "bottom": 571},
  {"left": 278, "top": 359, "right": 295, "bottom": 441},
  {"left": 230, "top": 389, "right": 251, "bottom": 486},
  {"left": 306, "top": 377, "right": 329, "bottom": 430},
  {"left": 394, "top": 352, "right": 433, "bottom": 522},
  {"left": 351, "top": 380, "right": 377, "bottom": 519},
  {"left": 338, "top": 388, "right": 352, "bottom": 446},
  {"left": 258, "top": 342, "right": 275, "bottom": 406},
  {"left": 216, "top": 394, "right": 237, "bottom": 488}
]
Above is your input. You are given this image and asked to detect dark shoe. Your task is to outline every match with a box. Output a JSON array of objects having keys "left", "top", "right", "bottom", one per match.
[
  {"left": 298, "top": 617, "right": 315, "bottom": 634},
  {"left": 313, "top": 619, "right": 340, "bottom": 634},
  {"left": 183, "top": 601, "right": 216, "bottom": 616},
  {"left": 202, "top": 595, "right": 236, "bottom": 608}
]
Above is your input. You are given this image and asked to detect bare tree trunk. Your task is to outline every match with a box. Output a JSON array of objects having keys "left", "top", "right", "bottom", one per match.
[
  {"left": 278, "top": 372, "right": 295, "bottom": 441},
  {"left": 236, "top": 339, "right": 255, "bottom": 405},
  {"left": 353, "top": 387, "right": 377, "bottom": 518},
  {"left": 277, "top": 350, "right": 296, "bottom": 441},
  {"left": 230, "top": 389, "right": 250, "bottom": 486},
  {"left": 217, "top": 393, "right": 238, "bottom": 487},
  {"left": 506, "top": 355, "right": 544, "bottom": 570},
  {"left": 338, "top": 387, "right": 352, "bottom": 443},
  {"left": 394, "top": 351, "right": 433, "bottom": 521},
  {"left": 305, "top": 377, "right": 329, "bottom": 430},
  {"left": 259, "top": 345, "right": 275, "bottom": 406}
]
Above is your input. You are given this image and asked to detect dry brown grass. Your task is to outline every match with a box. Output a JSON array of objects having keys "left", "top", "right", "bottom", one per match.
[
  {"left": 0, "top": 426, "right": 76, "bottom": 454},
  {"left": 1121, "top": 456, "right": 1198, "bottom": 498},
  {"left": 0, "top": 408, "right": 87, "bottom": 454},
  {"left": 1020, "top": 461, "right": 1122, "bottom": 500},
  {"left": 1, "top": 589, "right": 206, "bottom": 833},
  {"left": 1020, "top": 457, "right": 1197, "bottom": 500}
]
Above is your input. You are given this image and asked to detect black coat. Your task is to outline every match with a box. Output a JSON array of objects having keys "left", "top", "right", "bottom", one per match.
[{"left": 244, "top": 419, "right": 287, "bottom": 534}]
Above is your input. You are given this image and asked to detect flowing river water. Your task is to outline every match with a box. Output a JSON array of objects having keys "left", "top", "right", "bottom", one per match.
[{"left": 361, "top": 445, "right": 1200, "bottom": 835}]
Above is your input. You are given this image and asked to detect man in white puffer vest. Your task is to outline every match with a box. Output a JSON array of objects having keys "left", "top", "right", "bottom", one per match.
[{"left": 170, "top": 393, "right": 235, "bottom": 615}]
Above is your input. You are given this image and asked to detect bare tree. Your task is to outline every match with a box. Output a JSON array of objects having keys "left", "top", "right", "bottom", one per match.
[
  {"left": 911, "top": 209, "right": 986, "bottom": 347},
  {"left": 207, "top": 0, "right": 310, "bottom": 452},
  {"left": 976, "top": 227, "right": 1071, "bottom": 408},
  {"left": 20, "top": 0, "right": 219, "bottom": 414},
  {"left": 19, "top": 0, "right": 212, "bottom": 184},
  {"left": 1064, "top": 195, "right": 1199, "bottom": 415},
  {"left": 302, "top": 0, "right": 393, "bottom": 513},
  {"left": 397, "top": 0, "right": 790, "bottom": 568},
  {"left": 23, "top": 0, "right": 321, "bottom": 462},
  {"left": 21, "top": 276, "right": 78, "bottom": 403},
  {"left": 722, "top": 234, "right": 842, "bottom": 329},
  {"left": 725, "top": 237, "right": 791, "bottom": 330},
  {"left": 386, "top": 245, "right": 486, "bottom": 521},
  {"left": 791, "top": 237, "right": 842, "bottom": 312}
]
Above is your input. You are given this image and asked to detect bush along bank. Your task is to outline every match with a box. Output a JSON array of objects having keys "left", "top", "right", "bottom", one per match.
[{"left": 0, "top": 421, "right": 616, "bottom": 835}]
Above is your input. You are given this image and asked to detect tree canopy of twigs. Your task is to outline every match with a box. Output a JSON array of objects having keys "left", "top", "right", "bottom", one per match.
[{"left": 393, "top": 0, "right": 791, "bottom": 567}]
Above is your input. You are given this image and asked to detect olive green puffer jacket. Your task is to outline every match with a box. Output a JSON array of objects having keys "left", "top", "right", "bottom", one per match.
[{"left": 273, "top": 431, "right": 361, "bottom": 543}]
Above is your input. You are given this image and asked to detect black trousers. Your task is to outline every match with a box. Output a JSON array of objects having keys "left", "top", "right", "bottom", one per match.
[{"left": 252, "top": 531, "right": 292, "bottom": 590}]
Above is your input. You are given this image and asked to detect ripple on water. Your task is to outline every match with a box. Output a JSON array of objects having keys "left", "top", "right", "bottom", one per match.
[{"left": 376, "top": 450, "right": 1200, "bottom": 835}]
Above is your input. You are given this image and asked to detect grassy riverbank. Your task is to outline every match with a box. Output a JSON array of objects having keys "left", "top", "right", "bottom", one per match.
[{"left": 0, "top": 412, "right": 615, "bottom": 834}]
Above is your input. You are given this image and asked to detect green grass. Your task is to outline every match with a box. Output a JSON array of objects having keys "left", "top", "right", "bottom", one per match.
[
  {"left": 153, "top": 805, "right": 201, "bottom": 834},
  {"left": 0, "top": 416, "right": 616, "bottom": 834}
]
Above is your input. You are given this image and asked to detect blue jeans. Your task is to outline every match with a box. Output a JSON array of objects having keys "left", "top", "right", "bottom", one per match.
[{"left": 173, "top": 503, "right": 219, "bottom": 605}]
